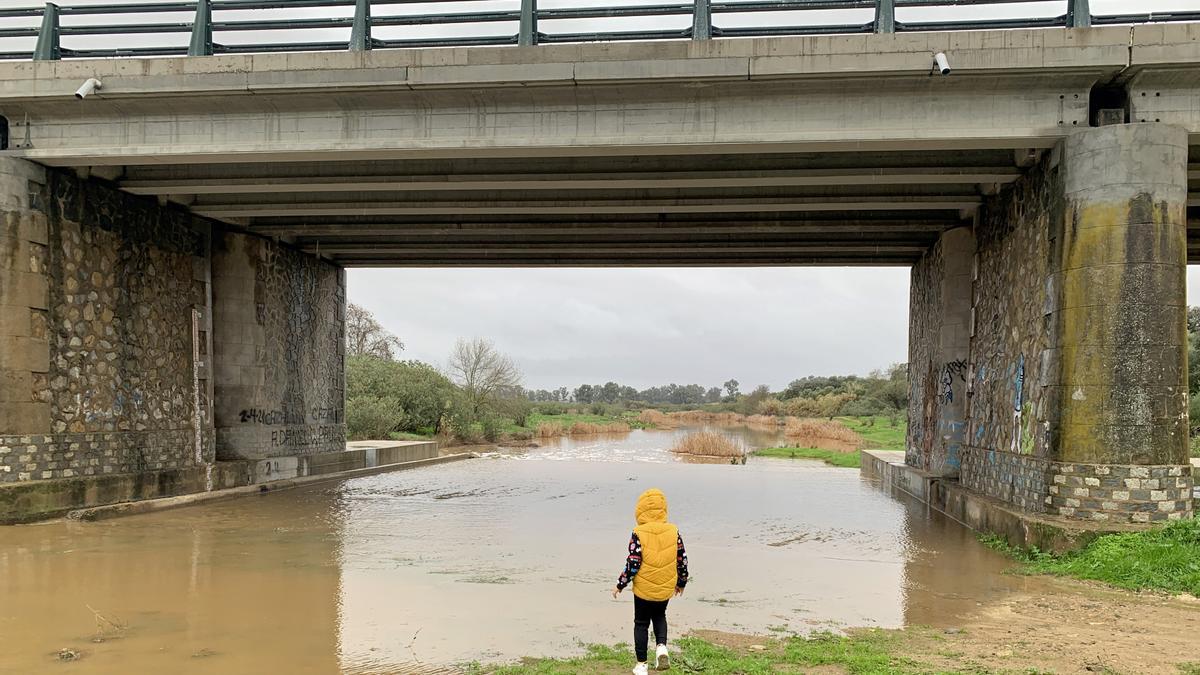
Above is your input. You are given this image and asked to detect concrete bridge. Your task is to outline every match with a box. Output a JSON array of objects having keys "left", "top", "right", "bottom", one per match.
[{"left": 1, "top": 17, "right": 1198, "bottom": 529}]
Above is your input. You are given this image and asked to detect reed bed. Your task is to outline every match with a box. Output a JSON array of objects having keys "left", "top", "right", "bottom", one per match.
[
  {"left": 670, "top": 431, "right": 747, "bottom": 458},
  {"left": 637, "top": 409, "right": 678, "bottom": 429},
  {"left": 743, "top": 414, "right": 782, "bottom": 427},
  {"left": 536, "top": 421, "right": 631, "bottom": 438},
  {"left": 783, "top": 418, "right": 863, "bottom": 446}
]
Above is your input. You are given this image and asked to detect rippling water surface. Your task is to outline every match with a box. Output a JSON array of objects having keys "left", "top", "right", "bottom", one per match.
[{"left": 0, "top": 427, "right": 1041, "bottom": 674}]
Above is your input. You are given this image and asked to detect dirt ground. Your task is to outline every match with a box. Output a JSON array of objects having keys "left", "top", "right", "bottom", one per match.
[
  {"left": 694, "top": 577, "right": 1200, "bottom": 675},
  {"left": 897, "top": 578, "right": 1200, "bottom": 674}
]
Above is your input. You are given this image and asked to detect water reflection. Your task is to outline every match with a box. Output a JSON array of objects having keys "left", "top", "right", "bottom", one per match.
[
  {"left": 0, "top": 488, "right": 344, "bottom": 674},
  {"left": 0, "top": 428, "right": 1042, "bottom": 673}
]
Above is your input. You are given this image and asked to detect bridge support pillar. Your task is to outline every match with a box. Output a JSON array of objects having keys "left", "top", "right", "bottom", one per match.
[
  {"left": 910, "top": 123, "right": 1193, "bottom": 524},
  {"left": 0, "top": 158, "right": 347, "bottom": 519},
  {"left": 211, "top": 230, "right": 346, "bottom": 461},
  {"left": 1046, "top": 123, "right": 1192, "bottom": 521},
  {"left": 907, "top": 226, "right": 974, "bottom": 478}
]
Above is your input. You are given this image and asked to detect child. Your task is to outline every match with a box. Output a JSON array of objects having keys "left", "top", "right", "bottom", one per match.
[{"left": 611, "top": 488, "right": 689, "bottom": 674}]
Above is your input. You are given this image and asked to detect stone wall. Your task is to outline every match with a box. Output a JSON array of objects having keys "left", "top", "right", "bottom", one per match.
[
  {"left": 2, "top": 157, "right": 346, "bottom": 491},
  {"left": 0, "top": 159, "right": 214, "bottom": 482},
  {"left": 907, "top": 124, "right": 1194, "bottom": 524},
  {"left": 958, "top": 154, "right": 1062, "bottom": 511},
  {"left": 907, "top": 236, "right": 941, "bottom": 471},
  {"left": 906, "top": 227, "right": 972, "bottom": 477},
  {"left": 211, "top": 230, "right": 345, "bottom": 461}
]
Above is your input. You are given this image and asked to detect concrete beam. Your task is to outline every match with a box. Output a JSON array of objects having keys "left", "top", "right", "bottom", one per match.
[
  {"left": 335, "top": 256, "right": 919, "bottom": 267},
  {"left": 261, "top": 220, "right": 957, "bottom": 238},
  {"left": 118, "top": 168, "right": 1021, "bottom": 196},
  {"left": 194, "top": 197, "right": 981, "bottom": 219}
]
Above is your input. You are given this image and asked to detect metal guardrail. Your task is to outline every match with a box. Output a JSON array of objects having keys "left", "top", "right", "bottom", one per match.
[{"left": 0, "top": 0, "right": 1197, "bottom": 60}]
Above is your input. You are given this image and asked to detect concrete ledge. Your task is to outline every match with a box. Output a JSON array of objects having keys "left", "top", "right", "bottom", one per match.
[
  {"left": 0, "top": 441, "right": 439, "bottom": 524},
  {"left": 67, "top": 453, "right": 474, "bottom": 523},
  {"left": 862, "top": 449, "right": 1154, "bottom": 554}
]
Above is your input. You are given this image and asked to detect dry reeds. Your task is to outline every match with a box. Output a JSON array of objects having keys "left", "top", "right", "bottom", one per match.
[
  {"left": 670, "top": 431, "right": 746, "bottom": 458},
  {"left": 536, "top": 421, "right": 631, "bottom": 438},
  {"left": 784, "top": 418, "right": 862, "bottom": 446},
  {"left": 637, "top": 409, "right": 677, "bottom": 428},
  {"left": 743, "top": 414, "right": 781, "bottom": 428}
]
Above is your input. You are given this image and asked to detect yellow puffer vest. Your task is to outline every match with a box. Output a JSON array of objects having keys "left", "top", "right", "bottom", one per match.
[{"left": 632, "top": 488, "right": 679, "bottom": 602}]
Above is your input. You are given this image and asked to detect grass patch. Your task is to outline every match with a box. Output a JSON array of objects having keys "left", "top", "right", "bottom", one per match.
[
  {"left": 754, "top": 447, "right": 861, "bottom": 468},
  {"left": 387, "top": 431, "right": 434, "bottom": 441},
  {"left": 981, "top": 519, "right": 1200, "bottom": 596},
  {"left": 472, "top": 632, "right": 935, "bottom": 675},
  {"left": 503, "top": 412, "right": 650, "bottom": 436},
  {"left": 838, "top": 416, "right": 907, "bottom": 450}
]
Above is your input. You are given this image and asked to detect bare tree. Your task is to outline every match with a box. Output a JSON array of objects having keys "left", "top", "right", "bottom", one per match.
[
  {"left": 346, "top": 303, "right": 405, "bottom": 360},
  {"left": 447, "top": 337, "right": 522, "bottom": 414}
]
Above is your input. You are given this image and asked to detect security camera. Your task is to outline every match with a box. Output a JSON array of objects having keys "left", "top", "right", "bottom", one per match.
[
  {"left": 933, "top": 52, "right": 951, "bottom": 76},
  {"left": 75, "top": 78, "right": 102, "bottom": 99}
]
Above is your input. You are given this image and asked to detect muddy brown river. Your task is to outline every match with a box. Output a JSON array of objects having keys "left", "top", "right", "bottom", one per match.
[{"left": 0, "top": 426, "right": 1045, "bottom": 674}]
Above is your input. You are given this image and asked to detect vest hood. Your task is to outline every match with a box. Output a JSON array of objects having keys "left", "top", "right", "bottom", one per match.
[{"left": 635, "top": 488, "right": 668, "bottom": 525}]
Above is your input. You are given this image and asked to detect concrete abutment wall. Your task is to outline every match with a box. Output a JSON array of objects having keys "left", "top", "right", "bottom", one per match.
[
  {"left": 908, "top": 123, "right": 1194, "bottom": 525},
  {"left": 0, "top": 156, "right": 346, "bottom": 514}
]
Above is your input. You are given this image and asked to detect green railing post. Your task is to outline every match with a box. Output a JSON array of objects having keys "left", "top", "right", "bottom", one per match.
[
  {"left": 874, "top": 0, "right": 895, "bottom": 33},
  {"left": 33, "top": 3, "right": 60, "bottom": 61},
  {"left": 1066, "top": 0, "right": 1091, "bottom": 28},
  {"left": 518, "top": 0, "right": 537, "bottom": 46},
  {"left": 350, "top": 0, "right": 371, "bottom": 51},
  {"left": 692, "top": 0, "right": 712, "bottom": 40},
  {"left": 189, "top": 0, "right": 213, "bottom": 56}
]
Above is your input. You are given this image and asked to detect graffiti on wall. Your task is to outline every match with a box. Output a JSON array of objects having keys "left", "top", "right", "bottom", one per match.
[
  {"left": 937, "top": 359, "right": 969, "bottom": 405},
  {"left": 1010, "top": 355, "right": 1025, "bottom": 454}
]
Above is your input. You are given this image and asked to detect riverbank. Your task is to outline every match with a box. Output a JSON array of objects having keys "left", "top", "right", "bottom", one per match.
[
  {"left": 983, "top": 518, "right": 1200, "bottom": 597},
  {"left": 473, "top": 579, "right": 1200, "bottom": 674},
  {"left": 753, "top": 447, "right": 861, "bottom": 467}
]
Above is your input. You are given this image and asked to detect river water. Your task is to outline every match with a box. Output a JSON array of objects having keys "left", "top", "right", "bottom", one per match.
[{"left": 0, "top": 426, "right": 1044, "bottom": 674}]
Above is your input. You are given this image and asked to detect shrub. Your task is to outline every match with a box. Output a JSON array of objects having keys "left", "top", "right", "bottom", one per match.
[
  {"left": 346, "top": 356, "right": 457, "bottom": 433},
  {"left": 757, "top": 397, "right": 785, "bottom": 416},
  {"left": 480, "top": 415, "right": 502, "bottom": 442},
  {"left": 345, "top": 395, "right": 404, "bottom": 440}
]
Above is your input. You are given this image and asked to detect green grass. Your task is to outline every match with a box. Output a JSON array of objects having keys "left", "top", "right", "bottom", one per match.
[
  {"left": 501, "top": 412, "right": 650, "bottom": 435},
  {"left": 469, "top": 632, "right": 941, "bottom": 675},
  {"left": 981, "top": 519, "right": 1200, "bottom": 596},
  {"left": 387, "top": 431, "right": 434, "bottom": 441},
  {"left": 754, "top": 447, "right": 862, "bottom": 468},
  {"left": 1190, "top": 435, "right": 1200, "bottom": 458},
  {"left": 838, "top": 416, "right": 908, "bottom": 450}
]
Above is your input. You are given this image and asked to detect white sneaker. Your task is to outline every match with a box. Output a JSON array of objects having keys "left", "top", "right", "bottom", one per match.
[
  {"left": 655, "top": 644, "right": 670, "bottom": 670},
  {"left": 632, "top": 662, "right": 648, "bottom": 675}
]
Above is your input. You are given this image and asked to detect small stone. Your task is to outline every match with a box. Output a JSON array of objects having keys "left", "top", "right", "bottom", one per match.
[
  {"left": 56, "top": 648, "right": 80, "bottom": 662},
  {"left": 748, "top": 645, "right": 766, "bottom": 652}
]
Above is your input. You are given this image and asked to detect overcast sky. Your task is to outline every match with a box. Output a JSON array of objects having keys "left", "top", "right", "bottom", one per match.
[{"left": 1, "top": 0, "right": 1197, "bottom": 391}]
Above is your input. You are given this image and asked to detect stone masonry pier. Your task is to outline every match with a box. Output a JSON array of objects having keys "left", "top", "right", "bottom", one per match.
[
  {"left": 907, "top": 123, "right": 1194, "bottom": 526},
  {"left": 0, "top": 156, "right": 348, "bottom": 519}
]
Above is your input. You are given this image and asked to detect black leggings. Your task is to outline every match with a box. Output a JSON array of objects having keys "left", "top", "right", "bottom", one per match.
[{"left": 634, "top": 596, "right": 669, "bottom": 662}]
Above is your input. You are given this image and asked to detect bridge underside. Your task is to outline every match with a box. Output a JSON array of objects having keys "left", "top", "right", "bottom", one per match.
[
  {"left": 121, "top": 150, "right": 1013, "bottom": 267},
  {"left": 1, "top": 25, "right": 1198, "bottom": 267}
]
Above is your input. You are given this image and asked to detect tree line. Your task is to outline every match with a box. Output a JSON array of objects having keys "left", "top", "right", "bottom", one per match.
[
  {"left": 344, "top": 303, "right": 910, "bottom": 442},
  {"left": 525, "top": 367, "right": 908, "bottom": 419}
]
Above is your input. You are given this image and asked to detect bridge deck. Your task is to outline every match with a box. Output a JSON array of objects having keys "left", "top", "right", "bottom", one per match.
[{"left": 1, "top": 25, "right": 1198, "bottom": 266}]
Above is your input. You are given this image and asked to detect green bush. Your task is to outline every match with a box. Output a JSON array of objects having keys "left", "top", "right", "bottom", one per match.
[
  {"left": 480, "top": 415, "right": 503, "bottom": 442},
  {"left": 347, "top": 356, "right": 458, "bottom": 433},
  {"left": 345, "top": 395, "right": 404, "bottom": 440}
]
